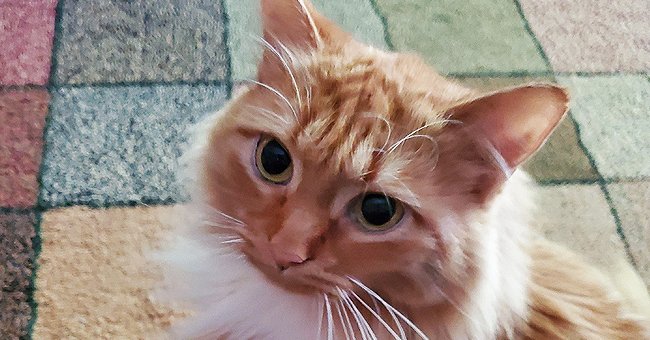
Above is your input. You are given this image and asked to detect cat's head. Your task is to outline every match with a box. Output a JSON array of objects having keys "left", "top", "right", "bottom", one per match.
[{"left": 200, "top": 0, "right": 568, "bottom": 307}]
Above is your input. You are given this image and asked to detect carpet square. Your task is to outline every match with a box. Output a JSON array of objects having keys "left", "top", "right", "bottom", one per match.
[
  {"left": 532, "top": 184, "right": 634, "bottom": 280},
  {"left": 0, "top": 1, "right": 57, "bottom": 85},
  {"left": 374, "top": 0, "right": 548, "bottom": 74},
  {"left": 54, "top": 0, "right": 227, "bottom": 84},
  {"left": 557, "top": 75, "right": 650, "bottom": 179},
  {"left": 33, "top": 206, "right": 179, "bottom": 339},
  {"left": 0, "top": 90, "right": 50, "bottom": 208},
  {"left": 518, "top": 0, "right": 650, "bottom": 72},
  {"left": 607, "top": 181, "right": 650, "bottom": 286},
  {"left": 0, "top": 212, "right": 36, "bottom": 340},
  {"left": 225, "top": 0, "right": 388, "bottom": 80},
  {"left": 39, "top": 84, "right": 228, "bottom": 207},
  {"left": 457, "top": 77, "right": 597, "bottom": 182}
]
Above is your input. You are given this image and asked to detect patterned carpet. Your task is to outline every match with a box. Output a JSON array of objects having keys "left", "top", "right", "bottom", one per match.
[{"left": 1, "top": 0, "right": 648, "bottom": 338}]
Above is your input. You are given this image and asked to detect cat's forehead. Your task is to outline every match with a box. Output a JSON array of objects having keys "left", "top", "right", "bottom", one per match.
[{"left": 287, "top": 51, "right": 448, "bottom": 196}]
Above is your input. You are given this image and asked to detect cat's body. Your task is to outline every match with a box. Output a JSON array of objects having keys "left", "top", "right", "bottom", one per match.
[{"left": 157, "top": 0, "right": 649, "bottom": 338}]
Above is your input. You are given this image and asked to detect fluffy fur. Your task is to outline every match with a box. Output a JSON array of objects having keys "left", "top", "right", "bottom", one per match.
[{"left": 155, "top": 1, "right": 650, "bottom": 338}]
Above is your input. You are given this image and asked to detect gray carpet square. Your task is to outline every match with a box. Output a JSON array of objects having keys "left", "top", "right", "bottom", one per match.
[
  {"left": 39, "top": 84, "right": 228, "bottom": 207},
  {"left": 54, "top": 0, "right": 228, "bottom": 84}
]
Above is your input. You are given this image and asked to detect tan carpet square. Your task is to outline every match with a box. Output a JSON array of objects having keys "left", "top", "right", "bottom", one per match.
[{"left": 33, "top": 206, "right": 180, "bottom": 339}]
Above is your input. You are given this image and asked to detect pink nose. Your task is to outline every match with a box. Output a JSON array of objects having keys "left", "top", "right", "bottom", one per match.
[{"left": 271, "top": 248, "right": 308, "bottom": 270}]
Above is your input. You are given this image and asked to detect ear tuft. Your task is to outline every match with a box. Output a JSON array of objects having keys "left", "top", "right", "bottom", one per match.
[
  {"left": 257, "top": 0, "right": 350, "bottom": 85},
  {"left": 449, "top": 84, "right": 569, "bottom": 170}
]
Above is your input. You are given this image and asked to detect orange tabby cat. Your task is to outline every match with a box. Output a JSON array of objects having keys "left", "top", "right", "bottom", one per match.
[{"left": 157, "top": 0, "right": 649, "bottom": 338}]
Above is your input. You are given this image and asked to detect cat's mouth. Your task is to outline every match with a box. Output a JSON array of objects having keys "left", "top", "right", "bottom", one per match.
[{"left": 239, "top": 245, "right": 349, "bottom": 295}]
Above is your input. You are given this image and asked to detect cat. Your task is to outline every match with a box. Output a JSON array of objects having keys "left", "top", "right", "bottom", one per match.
[{"left": 156, "top": 0, "right": 650, "bottom": 338}]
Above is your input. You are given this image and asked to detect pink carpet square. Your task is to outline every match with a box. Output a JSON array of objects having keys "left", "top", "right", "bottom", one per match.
[
  {"left": 0, "top": 90, "right": 49, "bottom": 207},
  {"left": 519, "top": 0, "right": 650, "bottom": 72},
  {"left": 0, "top": 1, "right": 57, "bottom": 85}
]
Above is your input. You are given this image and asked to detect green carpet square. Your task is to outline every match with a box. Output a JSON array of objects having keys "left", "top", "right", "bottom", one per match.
[
  {"left": 457, "top": 76, "right": 597, "bottom": 182},
  {"left": 607, "top": 181, "right": 650, "bottom": 286},
  {"left": 375, "top": 0, "right": 548, "bottom": 74},
  {"left": 225, "top": 0, "right": 388, "bottom": 80},
  {"left": 557, "top": 75, "right": 650, "bottom": 179}
]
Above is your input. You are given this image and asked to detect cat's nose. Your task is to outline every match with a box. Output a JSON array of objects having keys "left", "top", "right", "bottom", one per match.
[{"left": 271, "top": 248, "right": 308, "bottom": 270}]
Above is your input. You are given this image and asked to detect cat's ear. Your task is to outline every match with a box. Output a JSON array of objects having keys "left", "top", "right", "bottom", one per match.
[
  {"left": 448, "top": 84, "right": 569, "bottom": 172},
  {"left": 258, "top": 0, "right": 349, "bottom": 83}
]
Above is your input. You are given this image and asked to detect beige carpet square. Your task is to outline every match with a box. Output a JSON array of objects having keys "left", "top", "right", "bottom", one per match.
[
  {"left": 33, "top": 205, "right": 181, "bottom": 339},
  {"left": 531, "top": 184, "right": 634, "bottom": 281},
  {"left": 557, "top": 75, "right": 650, "bottom": 179},
  {"left": 518, "top": 0, "right": 650, "bottom": 72}
]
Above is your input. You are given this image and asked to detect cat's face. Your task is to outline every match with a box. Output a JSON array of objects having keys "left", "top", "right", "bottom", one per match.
[{"left": 199, "top": 0, "right": 568, "bottom": 308}]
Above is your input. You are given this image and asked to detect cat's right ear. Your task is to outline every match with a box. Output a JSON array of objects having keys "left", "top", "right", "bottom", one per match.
[{"left": 258, "top": 0, "right": 349, "bottom": 84}]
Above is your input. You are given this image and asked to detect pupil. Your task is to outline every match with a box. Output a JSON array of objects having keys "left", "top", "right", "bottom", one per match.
[
  {"left": 361, "top": 194, "right": 395, "bottom": 226},
  {"left": 261, "top": 140, "right": 291, "bottom": 175}
]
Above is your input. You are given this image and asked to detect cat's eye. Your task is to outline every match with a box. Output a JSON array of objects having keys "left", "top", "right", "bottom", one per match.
[
  {"left": 255, "top": 137, "right": 293, "bottom": 184},
  {"left": 354, "top": 193, "right": 404, "bottom": 232}
]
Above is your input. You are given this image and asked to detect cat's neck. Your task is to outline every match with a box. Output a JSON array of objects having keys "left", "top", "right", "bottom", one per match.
[{"left": 409, "top": 171, "right": 533, "bottom": 339}]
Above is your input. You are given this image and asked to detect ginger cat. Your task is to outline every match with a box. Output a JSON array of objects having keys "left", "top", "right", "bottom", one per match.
[{"left": 157, "top": 0, "right": 650, "bottom": 338}]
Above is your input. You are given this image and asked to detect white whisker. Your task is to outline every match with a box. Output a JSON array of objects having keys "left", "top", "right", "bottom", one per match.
[
  {"left": 334, "top": 298, "right": 352, "bottom": 340},
  {"left": 362, "top": 113, "right": 392, "bottom": 153},
  {"left": 256, "top": 36, "right": 303, "bottom": 110},
  {"left": 245, "top": 79, "right": 299, "bottom": 122},
  {"left": 348, "top": 277, "right": 429, "bottom": 340},
  {"left": 220, "top": 238, "right": 244, "bottom": 244},
  {"left": 324, "top": 294, "right": 334, "bottom": 340},
  {"left": 198, "top": 203, "right": 246, "bottom": 226},
  {"left": 247, "top": 105, "right": 290, "bottom": 124},
  {"left": 431, "top": 284, "right": 480, "bottom": 331},
  {"left": 386, "top": 121, "right": 454, "bottom": 155},
  {"left": 338, "top": 288, "right": 369, "bottom": 340},
  {"left": 378, "top": 295, "right": 407, "bottom": 340},
  {"left": 350, "top": 291, "right": 402, "bottom": 340},
  {"left": 340, "top": 288, "right": 377, "bottom": 340},
  {"left": 338, "top": 298, "right": 356, "bottom": 340}
]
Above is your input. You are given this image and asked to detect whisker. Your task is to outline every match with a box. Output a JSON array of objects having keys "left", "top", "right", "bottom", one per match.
[
  {"left": 334, "top": 298, "right": 351, "bottom": 340},
  {"left": 245, "top": 79, "right": 299, "bottom": 122},
  {"left": 362, "top": 113, "right": 392, "bottom": 153},
  {"left": 350, "top": 290, "right": 402, "bottom": 340},
  {"left": 247, "top": 105, "right": 290, "bottom": 124},
  {"left": 430, "top": 284, "right": 481, "bottom": 331},
  {"left": 340, "top": 288, "right": 377, "bottom": 340},
  {"left": 256, "top": 36, "right": 303, "bottom": 110},
  {"left": 220, "top": 238, "right": 245, "bottom": 244},
  {"left": 198, "top": 203, "right": 246, "bottom": 226},
  {"left": 336, "top": 298, "right": 354, "bottom": 340},
  {"left": 386, "top": 120, "right": 453, "bottom": 155},
  {"left": 348, "top": 277, "right": 429, "bottom": 340},
  {"left": 377, "top": 294, "right": 407, "bottom": 340},
  {"left": 324, "top": 294, "right": 334, "bottom": 340},
  {"left": 338, "top": 288, "right": 369, "bottom": 340}
]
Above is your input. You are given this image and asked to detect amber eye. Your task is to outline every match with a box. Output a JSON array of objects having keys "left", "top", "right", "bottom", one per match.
[
  {"left": 256, "top": 137, "right": 293, "bottom": 184},
  {"left": 355, "top": 193, "right": 404, "bottom": 232}
]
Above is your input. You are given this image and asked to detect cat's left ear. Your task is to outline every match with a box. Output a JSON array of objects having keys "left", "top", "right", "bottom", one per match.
[
  {"left": 258, "top": 0, "right": 350, "bottom": 84},
  {"left": 448, "top": 84, "right": 569, "bottom": 172}
]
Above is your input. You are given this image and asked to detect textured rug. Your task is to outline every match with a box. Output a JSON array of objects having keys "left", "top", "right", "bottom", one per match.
[{"left": 1, "top": 0, "right": 648, "bottom": 338}]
